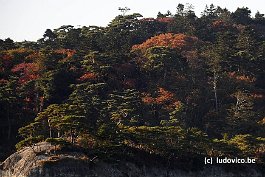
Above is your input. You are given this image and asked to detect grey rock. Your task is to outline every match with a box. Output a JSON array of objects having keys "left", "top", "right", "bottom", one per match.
[{"left": 0, "top": 142, "right": 263, "bottom": 177}]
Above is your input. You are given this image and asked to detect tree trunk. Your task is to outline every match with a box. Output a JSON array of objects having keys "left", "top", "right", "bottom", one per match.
[
  {"left": 213, "top": 71, "right": 218, "bottom": 111},
  {"left": 35, "top": 92, "right": 39, "bottom": 113},
  {"left": 48, "top": 120, "right": 52, "bottom": 138},
  {"left": 49, "top": 127, "right": 52, "bottom": 138},
  {"left": 70, "top": 128, "right": 74, "bottom": 144}
]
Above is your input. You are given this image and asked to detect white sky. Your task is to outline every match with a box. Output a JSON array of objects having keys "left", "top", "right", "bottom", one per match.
[{"left": 0, "top": 0, "right": 264, "bottom": 42}]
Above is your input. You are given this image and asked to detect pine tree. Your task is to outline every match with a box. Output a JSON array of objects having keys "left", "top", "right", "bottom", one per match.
[
  {"left": 107, "top": 89, "right": 143, "bottom": 125},
  {"left": 226, "top": 91, "right": 258, "bottom": 135}
]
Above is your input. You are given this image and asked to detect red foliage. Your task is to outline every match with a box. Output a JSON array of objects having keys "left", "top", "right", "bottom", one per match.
[
  {"left": 142, "top": 88, "right": 182, "bottom": 111},
  {"left": 132, "top": 33, "right": 198, "bottom": 53},
  {"left": 18, "top": 74, "right": 39, "bottom": 84},
  {"left": 1, "top": 49, "right": 37, "bottom": 72},
  {"left": 11, "top": 62, "right": 39, "bottom": 84},
  {"left": 11, "top": 62, "right": 39, "bottom": 73},
  {"left": 157, "top": 17, "right": 174, "bottom": 23},
  {"left": 142, "top": 88, "right": 174, "bottom": 104}
]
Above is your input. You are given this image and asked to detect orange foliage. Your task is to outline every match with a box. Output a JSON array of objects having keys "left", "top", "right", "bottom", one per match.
[
  {"left": 250, "top": 93, "right": 265, "bottom": 99},
  {"left": 132, "top": 33, "right": 198, "bottom": 53},
  {"left": 142, "top": 93, "right": 155, "bottom": 104},
  {"left": 236, "top": 75, "right": 256, "bottom": 83},
  {"left": 228, "top": 72, "right": 256, "bottom": 83},
  {"left": 212, "top": 20, "right": 229, "bottom": 29},
  {"left": 156, "top": 88, "right": 174, "bottom": 104},
  {"left": 142, "top": 88, "right": 174, "bottom": 104},
  {"left": 165, "top": 100, "right": 182, "bottom": 110},
  {"left": 25, "top": 52, "right": 41, "bottom": 60},
  {"left": 78, "top": 72, "right": 97, "bottom": 81},
  {"left": 55, "top": 49, "right": 76, "bottom": 61},
  {"left": 142, "top": 88, "right": 182, "bottom": 111}
]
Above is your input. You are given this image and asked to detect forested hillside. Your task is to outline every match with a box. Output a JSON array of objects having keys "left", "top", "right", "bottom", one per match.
[{"left": 0, "top": 4, "right": 264, "bottom": 167}]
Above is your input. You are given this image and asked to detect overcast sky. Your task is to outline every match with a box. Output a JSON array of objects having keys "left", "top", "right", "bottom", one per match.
[{"left": 0, "top": 0, "right": 264, "bottom": 42}]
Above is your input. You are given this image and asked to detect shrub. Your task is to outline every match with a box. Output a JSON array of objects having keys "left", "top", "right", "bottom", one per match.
[{"left": 15, "top": 135, "right": 44, "bottom": 150}]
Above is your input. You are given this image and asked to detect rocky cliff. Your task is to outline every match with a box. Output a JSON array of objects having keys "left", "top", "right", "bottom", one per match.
[{"left": 0, "top": 142, "right": 263, "bottom": 177}]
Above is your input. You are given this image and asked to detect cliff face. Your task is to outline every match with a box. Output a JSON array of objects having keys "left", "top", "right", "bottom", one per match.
[{"left": 0, "top": 142, "right": 263, "bottom": 177}]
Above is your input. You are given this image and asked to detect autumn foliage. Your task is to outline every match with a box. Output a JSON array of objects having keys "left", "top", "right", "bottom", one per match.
[
  {"left": 157, "top": 17, "right": 174, "bottom": 23},
  {"left": 55, "top": 49, "right": 76, "bottom": 61},
  {"left": 1, "top": 5, "right": 265, "bottom": 170},
  {"left": 228, "top": 72, "right": 256, "bottom": 83},
  {"left": 11, "top": 62, "right": 39, "bottom": 84},
  {"left": 78, "top": 72, "right": 97, "bottom": 81},
  {"left": 142, "top": 88, "right": 182, "bottom": 111},
  {"left": 212, "top": 20, "right": 230, "bottom": 29},
  {"left": 132, "top": 33, "right": 198, "bottom": 53}
]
